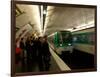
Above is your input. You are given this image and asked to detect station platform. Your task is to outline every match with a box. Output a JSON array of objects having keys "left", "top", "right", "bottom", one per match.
[
  {"left": 16, "top": 44, "right": 71, "bottom": 73},
  {"left": 16, "top": 43, "right": 94, "bottom": 73}
]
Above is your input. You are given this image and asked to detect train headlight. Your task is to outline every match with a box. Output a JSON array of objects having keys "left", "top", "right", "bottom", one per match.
[
  {"left": 60, "top": 44, "right": 62, "bottom": 46},
  {"left": 68, "top": 43, "right": 71, "bottom": 46}
]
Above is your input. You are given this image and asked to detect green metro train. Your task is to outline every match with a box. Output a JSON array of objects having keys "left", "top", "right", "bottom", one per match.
[
  {"left": 48, "top": 31, "right": 73, "bottom": 54},
  {"left": 48, "top": 28, "right": 95, "bottom": 55}
]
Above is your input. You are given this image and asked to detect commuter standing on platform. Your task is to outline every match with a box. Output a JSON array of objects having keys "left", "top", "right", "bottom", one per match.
[
  {"left": 25, "top": 36, "right": 32, "bottom": 72},
  {"left": 42, "top": 35, "right": 51, "bottom": 71},
  {"left": 37, "top": 37, "right": 44, "bottom": 71},
  {"left": 15, "top": 42, "right": 22, "bottom": 65},
  {"left": 37, "top": 36, "right": 51, "bottom": 71},
  {"left": 20, "top": 38, "right": 26, "bottom": 72},
  {"left": 31, "top": 37, "right": 37, "bottom": 63},
  {"left": 25, "top": 37, "right": 30, "bottom": 72}
]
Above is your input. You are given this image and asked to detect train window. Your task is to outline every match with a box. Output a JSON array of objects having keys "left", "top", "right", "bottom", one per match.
[
  {"left": 87, "top": 33, "right": 95, "bottom": 44},
  {"left": 72, "top": 32, "right": 95, "bottom": 45},
  {"left": 73, "top": 37, "right": 77, "bottom": 42},
  {"left": 59, "top": 32, "right": 63, "bottom": 44}
]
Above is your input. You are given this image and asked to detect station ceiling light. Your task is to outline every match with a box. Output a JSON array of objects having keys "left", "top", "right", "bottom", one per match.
[
  {"left": 67, "top": 20, "right": 94, "bottom": 32},
  {"left": 43, "top": 10, "right": 47, "bottom": 15}
]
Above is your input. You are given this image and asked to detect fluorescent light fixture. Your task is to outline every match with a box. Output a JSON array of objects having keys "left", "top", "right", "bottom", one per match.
[
  {"left": 67, "top": 28, "right": 73, "bottom": 31},
  {"left": 73, "top": 24, "right": 94, "bottom": 32},
  {"left": 67, "top": 29, "right": 72, "bottom": 31},
  {"left": 76, "top": 21, "right": 94, "bottom": 28},
  {"left": 48, "top": 32, "right": 56, "bottom": 37},
  {"left": 43, "top": 10, "right": 47, "bottom": 14},
  {"left": 67, "top": 21, "right": 94, "bottom": 32}
]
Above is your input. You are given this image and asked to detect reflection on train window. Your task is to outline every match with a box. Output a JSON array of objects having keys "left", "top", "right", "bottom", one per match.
[{"left": 73, "top": 32, "right": 95, "bottom": 45}]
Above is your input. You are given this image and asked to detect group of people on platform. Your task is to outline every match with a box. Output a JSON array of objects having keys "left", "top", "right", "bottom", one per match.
[{"left": 16, "top": 35, "right": 51, "bottom": 72}]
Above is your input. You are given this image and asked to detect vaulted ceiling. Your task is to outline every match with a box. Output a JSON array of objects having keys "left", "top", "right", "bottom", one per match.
[
  {"left": 16, "top": 4, "right": 95, "bottom": 37},
  {"left": 16, "top": 4, "right": 42, "bottom": 35},
  {"left": 44, "top": 6, "right": 95, "bottom": 35}
]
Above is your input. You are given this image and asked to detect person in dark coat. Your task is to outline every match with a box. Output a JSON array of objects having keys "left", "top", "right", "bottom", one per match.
[
  {"left": 37, "top": 36, "right": 51, "bottom": 71},
  {"left": 37, "top": 37, "right": 44, "bottom": 71},
  {"left": 31, "top": 37, "right": 37, "bottom": 63},
  {"left": 16, "top": 46, "right": 22, "bottom": 64},
  {"left": 20, "top": 38, "right": 26, "bottom": 72},
  {"left": 25, "top": 37, "right": 33, "bottom": 72},
  {"left": 42, "top": 36, "right": 51, "bottom": 71}
]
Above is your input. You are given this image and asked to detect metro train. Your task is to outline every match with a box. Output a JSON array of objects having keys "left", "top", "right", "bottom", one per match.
[
  {"left": 72, "top": 27, "right": 95, "bottom": 55},
  {"left": 48, "top": 27, "right": 95, "bottom": 55},
  {"left": 48, "top": 31, "right": 73, "bottom": 55}
]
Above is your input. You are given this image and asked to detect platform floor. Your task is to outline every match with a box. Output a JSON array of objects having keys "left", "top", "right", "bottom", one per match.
[
  {"left": 16, "top": 51, "right": 61, "bottom": 73},
  {"left": 16, "top": 47, "right": 95, "bottom": 73}
]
